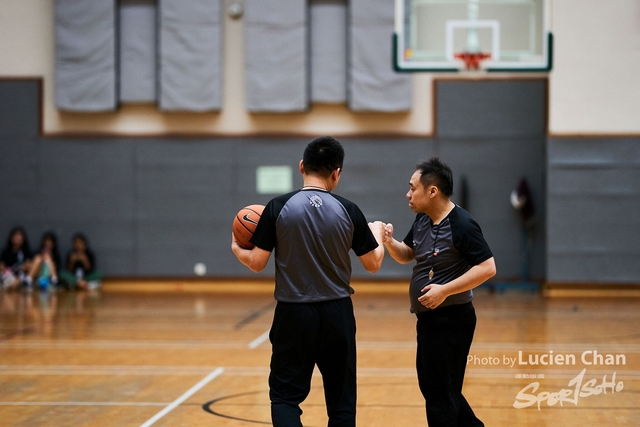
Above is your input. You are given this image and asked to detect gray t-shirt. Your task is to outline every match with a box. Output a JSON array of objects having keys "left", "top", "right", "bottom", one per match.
[
  {"left": 403, "top": 206, "right": 493, "bottom": 313},
  {"left": 251, "top": 189, "right": 379, "bottom": 303}
]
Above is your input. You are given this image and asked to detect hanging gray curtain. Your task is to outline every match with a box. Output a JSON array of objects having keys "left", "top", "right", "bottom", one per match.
[
  {"left": 244, "top": 0, "right": 308, "bottom": 112},
  {"left": 55, "top": 0, "right": 118, "bottom": 111},
  {"left": 309, "top": 0, "right": 347, "bottom": 103},
  {"left": 349, "top": 0, "right": 412, "bottom": 111},
  {"left": 158, "top": 0, "right": 222, "bottom": 111},
  {"left": 119, "top": 0, "right": 157, "bottom": 103}
]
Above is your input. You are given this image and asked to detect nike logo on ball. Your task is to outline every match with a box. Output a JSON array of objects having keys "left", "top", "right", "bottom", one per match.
[{"left": 243, "top": 213, "right": 259, "bottom": 225}]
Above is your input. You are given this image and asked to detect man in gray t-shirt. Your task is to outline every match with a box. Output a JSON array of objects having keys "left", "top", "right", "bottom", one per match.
[{"left": 232, "top": 136, "right": 385, "bottom": 427}]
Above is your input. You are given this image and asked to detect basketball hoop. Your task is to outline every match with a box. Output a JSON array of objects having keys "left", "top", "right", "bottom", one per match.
[{"left": 454, "top": 52, "right": 491, "bottom": 70}]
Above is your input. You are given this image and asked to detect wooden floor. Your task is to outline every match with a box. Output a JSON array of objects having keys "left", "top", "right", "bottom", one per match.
[{"left": 0, "top": 282, "right": 639, "bottom": 426}]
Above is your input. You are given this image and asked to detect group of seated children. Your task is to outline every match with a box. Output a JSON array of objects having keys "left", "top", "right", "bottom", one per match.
[{"left": 0, "top": 227, "right": 102, "bottom": 291}]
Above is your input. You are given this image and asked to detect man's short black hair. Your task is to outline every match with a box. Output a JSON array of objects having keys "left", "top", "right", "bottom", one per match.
[
  {"left": 416, "top": 157, "right": 454, "bottom": 197},
  {"left": 303, "top": 136, "right": 344, "bottom": 178}
]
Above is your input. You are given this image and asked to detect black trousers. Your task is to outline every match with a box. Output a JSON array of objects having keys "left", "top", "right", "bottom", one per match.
[
  {"left": 416, "top": 302, "right": 484, "bottom": 427},
  {"left": 269, "top": 297, "right": 357, "bottom": 427}
]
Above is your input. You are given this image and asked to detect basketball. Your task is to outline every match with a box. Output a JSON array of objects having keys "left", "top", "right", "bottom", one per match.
[{"left": 233, "top": 204, "right": 265, "bottom": 249}]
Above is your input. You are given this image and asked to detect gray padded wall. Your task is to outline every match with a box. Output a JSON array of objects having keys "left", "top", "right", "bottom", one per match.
[
  {"left": 4, "top": 78, "right": 600, "bottom": 283},
  {"left": 134, "top": 140, "right": 236, "bottom": 275},
  {"left": 0, "top": 81, "right": 41, "bottom": 259},
  {"left": 0, "top": 81, "right": 40, "bottom": 138},
  {"left": 436, "top": 80, "right": 547, "bottom": 281},
  {"left": 54, "top": 0, "right": 118, "bottom": 111},
  {"left": 436, "top": 80, "right": 546, "bottom": 138},
  {"left": 1, "top": 83, "right": 134, "bottom": 275},
  {"left": 547, "top": 138, "right": 640, "bottom": 283},
  {"left": 38, "top": 139, "right": 137, "bottom": 275}
]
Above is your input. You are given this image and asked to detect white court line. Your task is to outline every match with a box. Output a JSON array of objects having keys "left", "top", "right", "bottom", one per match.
[
  {"left": 139, "top": 367, "right": 224, "bottom": 427},
  {"left": 248, "top": 329, "right": 270, "bottom": 349},
  {"left": 0, "top": 401, "right": 167, "bottom": 406}
]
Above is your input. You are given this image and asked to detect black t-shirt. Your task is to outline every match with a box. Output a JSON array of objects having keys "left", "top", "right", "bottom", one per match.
[
  {"left": 1, "top": 248, "right": 32, "bottom": 271},
  {"left": 66, "top": 249, "right": 96, "bottom": 274},
  {"left": 403, "top": 206, "right": 493, "bottom": 313},
  {"left": 251, "top": 189, "right": 379, "bottom": 302},
  {"left": 51, "top": 250, "right": 61, "bottom": 271}
]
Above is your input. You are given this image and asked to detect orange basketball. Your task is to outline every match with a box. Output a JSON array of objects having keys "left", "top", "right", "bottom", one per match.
[{"left": 233, "top": 205, "right": 265, "bottom": 249}]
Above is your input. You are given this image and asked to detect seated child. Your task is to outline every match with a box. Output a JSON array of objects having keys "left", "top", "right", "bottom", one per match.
[
  {"left": 27, "top": 231, "right": 61, "bottom": 291},
  {"left": 59, "top": 233, "right": 103, "bottom": 290},
  {"left": 1, "top": 227, "right": 33, "bottom": 291}
]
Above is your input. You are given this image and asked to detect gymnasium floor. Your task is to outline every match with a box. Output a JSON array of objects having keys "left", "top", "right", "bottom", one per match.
[{"left": 0, "top": 282, "right": 638, "bottom": 427}]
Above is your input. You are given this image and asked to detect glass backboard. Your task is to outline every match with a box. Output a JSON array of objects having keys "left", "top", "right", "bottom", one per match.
[{"left": 394, "top": 0, "right": 552, "bottom": 72}]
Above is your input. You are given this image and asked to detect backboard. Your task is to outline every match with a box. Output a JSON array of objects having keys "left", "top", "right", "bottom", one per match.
[{"left": 394, "top": 0, "right": 552, "bottom": 72}]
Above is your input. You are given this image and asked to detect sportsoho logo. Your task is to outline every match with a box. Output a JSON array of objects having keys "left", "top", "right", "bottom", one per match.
[
  {"left": 467, "top": 349, "right": 627, "bottom": 410},
  {"left": 513, "top": 367, "right": 624, "bottom": 410}
]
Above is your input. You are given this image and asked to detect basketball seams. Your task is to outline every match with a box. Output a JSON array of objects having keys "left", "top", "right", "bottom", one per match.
[
  {"left": 233, "top": 205, "right": 264, "bottom": 249},
  {"left": 234, "top": 215, "right": 254, "bottom": 248},
  {"left": 236, "top": 214, "right": 254, "bottom": 234}
]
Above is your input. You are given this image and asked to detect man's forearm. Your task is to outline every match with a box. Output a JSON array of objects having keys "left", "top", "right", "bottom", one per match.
[
  {"left": 441, "top": 257, "right": 496, "bottom": 295},
  {"left": 384, "top": 239, "right": 414, "bottom": 264}
]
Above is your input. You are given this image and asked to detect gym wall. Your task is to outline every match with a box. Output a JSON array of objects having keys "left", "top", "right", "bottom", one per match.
[
  {"left": 0, "top": 79, "right": 548, "bottom": 280},
  {"left": 1, "top": 0, "right": 640, "bottom": 284}
]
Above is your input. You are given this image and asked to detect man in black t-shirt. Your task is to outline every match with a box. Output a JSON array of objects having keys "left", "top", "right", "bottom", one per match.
[
  {"left": 383, "top": 157, "right": 496, "bottom": 427},
  {"left": 232, "top": 136, "right": 385, "bottom": 427}
]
